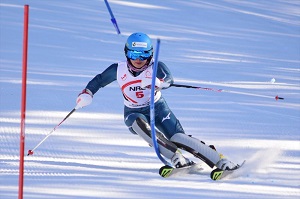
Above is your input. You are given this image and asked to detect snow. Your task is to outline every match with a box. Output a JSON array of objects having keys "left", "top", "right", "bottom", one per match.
[{"left": 0, "top": 0, "right": 299, "bottom": 198}]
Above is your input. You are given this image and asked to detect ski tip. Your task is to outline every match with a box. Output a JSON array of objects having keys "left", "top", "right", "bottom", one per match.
[
  {"left": 159, "top": 165, "right": 173, "bottom": 178},
  {"left": 210, "top": 168, "right": 223, "bottom": 180},
  {"left": 237, "top": 160, "right": 246, "bottom": 168},
  {"left": 210, "top": 160, "right": 246, "bottom": 181}
]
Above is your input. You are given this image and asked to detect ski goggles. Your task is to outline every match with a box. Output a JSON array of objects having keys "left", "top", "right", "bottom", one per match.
[{"left": 126, "top": 50, "right": 152, "bottom": 61}]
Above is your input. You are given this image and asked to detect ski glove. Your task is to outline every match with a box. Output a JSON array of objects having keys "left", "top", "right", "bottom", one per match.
[
  {"left": 76, "top": 89, "right": 93, "bottom": 109},
  {"left": 141, "top": 77, "right": 170, "bottom": 90}
]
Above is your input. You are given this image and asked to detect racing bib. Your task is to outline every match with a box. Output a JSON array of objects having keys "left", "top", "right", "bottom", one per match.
[{"left": 117, "top": 62, "right": 161, "bottom": 108}]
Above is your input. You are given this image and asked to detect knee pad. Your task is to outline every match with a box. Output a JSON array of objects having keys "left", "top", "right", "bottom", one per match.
[
  {"left": 125, "top": 113, "right": 148, "bottom": 135},
  {"left": 131, "top": 117, "right": 177, "bottom": 159},
  {"left": 125, "top": 113, "right": 147, "bottom": 127}
]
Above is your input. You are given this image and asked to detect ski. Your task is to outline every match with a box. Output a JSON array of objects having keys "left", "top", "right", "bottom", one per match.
[
  {"left": 210, "top": 160, "right": 246, "bottom": 180},
  {"left": 159, "top": 160, "right": 246, "bottom": 180},
  {"left": 159, "top": 162, "right": 203, "bottom": 178}
]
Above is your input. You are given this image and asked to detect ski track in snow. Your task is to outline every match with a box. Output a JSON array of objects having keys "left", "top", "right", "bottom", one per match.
[{"left": 1, "top": 0, "right": 300, "bottom": 199}]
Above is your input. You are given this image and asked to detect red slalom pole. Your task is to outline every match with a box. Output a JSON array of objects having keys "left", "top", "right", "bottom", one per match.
[{"left": 19, "top": 5, "right": 29, "bottom": 199}]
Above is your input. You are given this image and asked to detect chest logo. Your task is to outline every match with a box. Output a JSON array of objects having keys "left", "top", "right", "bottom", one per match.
[{"left": 121, "top": 73, "right": 127, "bottom": 81}]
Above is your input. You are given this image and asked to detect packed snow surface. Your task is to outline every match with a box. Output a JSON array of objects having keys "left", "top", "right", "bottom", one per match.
[{"left": 0, "top": 0, "right": 299, "bottom": 198}]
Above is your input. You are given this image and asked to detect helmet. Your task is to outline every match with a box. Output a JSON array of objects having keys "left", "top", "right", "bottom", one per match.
[{"left": 124, "top": 32, "right": 153, "bottom": 61}]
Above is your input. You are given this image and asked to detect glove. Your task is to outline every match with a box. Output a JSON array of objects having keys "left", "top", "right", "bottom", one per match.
[
  {"left": 75, "top": 89, "right": 93, "bottom": 109},
  {"left": 141, "top": 77, "right": 161, "bottom": 90},
  {"left": 141, "top": 77, "right": 170, "bottom": 90}
]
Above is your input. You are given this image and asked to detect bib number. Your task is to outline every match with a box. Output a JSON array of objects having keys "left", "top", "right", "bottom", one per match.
[{"left": 136, "top": 91, "right": 144, "bottom": 98}]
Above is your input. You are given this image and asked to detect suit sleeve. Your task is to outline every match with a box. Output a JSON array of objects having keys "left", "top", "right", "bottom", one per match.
[
  {"left": 156, "top": 61, "right": 174, "bottom": 88},
  {"left": 86, "top": 63, "right": 118, "bottom": 95}
]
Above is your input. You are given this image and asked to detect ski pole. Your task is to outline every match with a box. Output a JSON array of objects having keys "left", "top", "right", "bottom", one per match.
[
  {"left": 27, "top": 107, "right": 77, "bottom": 156},
  {"left": 171, "top": 83, "right": 284, "bottom": 100},
  {"left": 171, "top": 83, "right": 223, "bottom": 92}
]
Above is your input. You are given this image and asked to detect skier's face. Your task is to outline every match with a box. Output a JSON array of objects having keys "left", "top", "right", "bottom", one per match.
[{"left": 130, "top": 58, "right": 147, "bottom": 68}]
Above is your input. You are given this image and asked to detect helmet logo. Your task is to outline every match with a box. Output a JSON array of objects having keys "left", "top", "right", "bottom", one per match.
[{"left": 132, "top": 42, "right": 147, "bottom": 48}]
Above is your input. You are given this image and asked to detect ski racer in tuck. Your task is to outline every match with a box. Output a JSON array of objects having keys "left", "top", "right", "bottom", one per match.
[{"left": 76, "top": 32, "right": 237, "bottom": 171}]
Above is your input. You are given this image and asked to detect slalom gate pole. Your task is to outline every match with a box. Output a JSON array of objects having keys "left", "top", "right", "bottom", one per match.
[
  {"left": 171, "top": 83, "right": 284, "bottom": 100},
  {"left": 104, "top": 0, "right": 121, "bottom": 34},
  {"left": 19, "top": 5, "right": 29, "bottom": 199},
  {"left": 150, "top": 39, "right": 170, "bottom": 166},
  {"left": 27, "top": 108, "right": 76, "bottom": 156}
]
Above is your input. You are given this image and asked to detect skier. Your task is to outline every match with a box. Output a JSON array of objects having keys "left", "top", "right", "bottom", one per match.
[{"left": 76, "top": 32, "right": 237, "bottom": 171}]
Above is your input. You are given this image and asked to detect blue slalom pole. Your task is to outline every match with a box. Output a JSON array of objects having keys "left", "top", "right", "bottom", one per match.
[
  {"left": 104, "top": 0, "right": 121, "bottom": 34},
  {"left": 150, "top": 39, "right": 170, "bottom": 166}
]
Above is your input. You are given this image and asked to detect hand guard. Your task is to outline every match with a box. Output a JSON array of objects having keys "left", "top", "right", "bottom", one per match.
[{"left": 75, "top": 89, "right": 93, "bottom": 109}]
